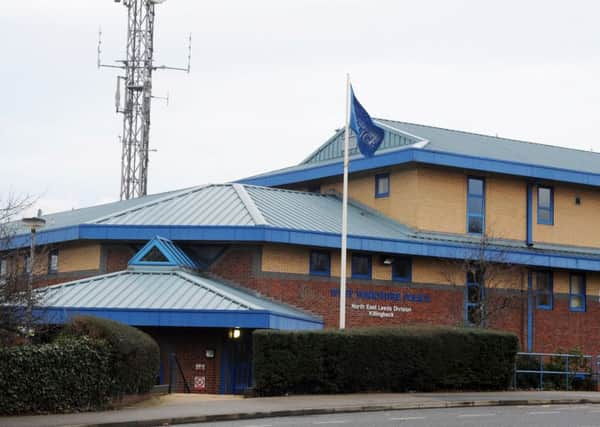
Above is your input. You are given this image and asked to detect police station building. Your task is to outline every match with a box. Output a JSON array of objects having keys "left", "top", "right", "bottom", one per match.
[{"left": 5, "top": 118, "right": 600, "bottom": 393}]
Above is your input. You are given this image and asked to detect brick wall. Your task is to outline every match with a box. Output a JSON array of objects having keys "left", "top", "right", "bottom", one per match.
[
  {"left": 141, "top": 327, "right": 224, "bottom": 394},
  {"left": 211, "top": 246, "right": 600, "bottom": 355},
  {"left": 533, "top": 295, "right": 600, "bottom": 355},
  {"left": 105, "top": 245, "right": 136, "bottom": 272}
]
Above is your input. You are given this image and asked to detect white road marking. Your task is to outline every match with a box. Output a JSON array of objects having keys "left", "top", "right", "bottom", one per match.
[
  {"left": 457, "top": 413, "right": 496, "bottom": 418},
  {"left": 529, "top": 411, "right": 561, "bottom": 415},
  {"left": 389, "top": 416, "right": 426, "bottom": 421}
]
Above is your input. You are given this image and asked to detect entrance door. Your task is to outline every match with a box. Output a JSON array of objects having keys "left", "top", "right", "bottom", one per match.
[{"left": 220, "top": 331, "right": 253, "bottom": 394}]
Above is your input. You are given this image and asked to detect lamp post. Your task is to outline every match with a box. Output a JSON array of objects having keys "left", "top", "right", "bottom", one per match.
[{"left": 21, "top": 214, "right": 45, "bottom": 330}]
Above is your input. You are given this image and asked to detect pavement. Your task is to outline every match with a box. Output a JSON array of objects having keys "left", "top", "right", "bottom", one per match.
[{"left": 2, "top": 391, "right": 600, "bottom": 427}]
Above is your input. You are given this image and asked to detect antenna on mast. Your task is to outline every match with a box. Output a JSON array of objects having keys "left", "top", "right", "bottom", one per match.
[{"left": 98, "top": 0, "right": 192, "bottom": 200}]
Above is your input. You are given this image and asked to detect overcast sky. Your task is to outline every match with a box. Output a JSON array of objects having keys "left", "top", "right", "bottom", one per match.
[{"left": 2, "top": 0, "right": 600, "bottom": 216}]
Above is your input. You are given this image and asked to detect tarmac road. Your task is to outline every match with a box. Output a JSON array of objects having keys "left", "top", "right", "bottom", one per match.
[{"left": 191, "top": 404, "right": 600, "bottom": 427}]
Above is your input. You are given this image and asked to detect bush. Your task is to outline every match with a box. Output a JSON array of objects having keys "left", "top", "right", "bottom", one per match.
[
  {"left": 253, "top": 325, "right": 518, "bottom": 395},
  {"left": 61, "top": 316, "right": 160, "bottom": 397},
  {"left": 0, "top": 337, "right": 113, "bottom": 414}
]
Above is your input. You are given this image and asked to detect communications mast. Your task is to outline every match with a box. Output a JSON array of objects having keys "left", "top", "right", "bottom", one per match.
[{"left": 98, "top": 0, "right": 190, "bottom": 200}]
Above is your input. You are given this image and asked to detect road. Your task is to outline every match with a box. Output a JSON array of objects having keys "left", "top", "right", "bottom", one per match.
[{"left": 181, "top": 404, "right": 600, "bottom": 427}]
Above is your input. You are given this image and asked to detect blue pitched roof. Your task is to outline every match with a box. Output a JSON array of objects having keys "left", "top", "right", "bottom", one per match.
[
  {"left": 37, "top": 267, "right": 322, "bottom": 330},
  {"left": 239, "top": 119, "right": 600, "bottom": 189},
  {"left": 8, "top": 183, "right": 600, "bottom": 272}
]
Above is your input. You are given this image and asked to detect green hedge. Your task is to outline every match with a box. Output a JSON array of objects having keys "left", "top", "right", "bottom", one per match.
[
  {"left": 62, "top": 316, "right": 160, "bottom": 397},
  {"left": 0, "top": 337, "right": 113, "bottom": 414},
  {"left": 0, "top": 316, "right": 161, "bottom": 415},
  {"left": 253, "top": 326, "right": 519, "bottom": 395}
]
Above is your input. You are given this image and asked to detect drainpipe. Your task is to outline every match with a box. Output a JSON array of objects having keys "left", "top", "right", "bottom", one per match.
[
  {"left": 526, "top": 183, "right": 533, "bottom": 247},
  {"left": 527, "top": 271, "right": 533, "bottom": 352}
]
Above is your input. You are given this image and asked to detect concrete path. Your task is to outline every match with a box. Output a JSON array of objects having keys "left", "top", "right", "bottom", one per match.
[{"left": 2, "top": 391, "right": 600, "bottom": 427}]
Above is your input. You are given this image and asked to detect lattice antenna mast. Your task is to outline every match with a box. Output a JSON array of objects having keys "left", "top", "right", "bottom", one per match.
[{"left": 98, "top": 0, "right": 191, "bottom": 200}]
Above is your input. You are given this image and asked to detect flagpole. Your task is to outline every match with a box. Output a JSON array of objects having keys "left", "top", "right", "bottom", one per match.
[{"left": 339, "top": 74, "right": 351, "bottom": 329}]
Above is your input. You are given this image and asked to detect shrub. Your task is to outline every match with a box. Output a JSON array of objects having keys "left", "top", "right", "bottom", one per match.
[
  {"left": 61, "top": 316, "right": 160, "bottom": 397},
  {"left": 0, "top": 337, "right": 113, "bottom": 414},
  {"left": 253, "top": 325, "right": 518, "bottom": 395}
]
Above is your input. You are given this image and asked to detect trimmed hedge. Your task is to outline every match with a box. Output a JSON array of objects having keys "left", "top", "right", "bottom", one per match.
[
  {"left": 0, "top": 316, "right": 161, "bottom": 415},
  {"left": 62, "top": 316, "right": 160, "bottom": 397},
  {"left": 0, "top": 337, "right": 113, "bottom": 414},
  {"left": 253, "top": 325, "right": 519, "bottom": 395}
]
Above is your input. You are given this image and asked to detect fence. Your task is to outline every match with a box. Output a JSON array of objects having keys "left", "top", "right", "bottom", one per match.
[{"left": 513, "top": 352, "right": 597, "bottom": 391}]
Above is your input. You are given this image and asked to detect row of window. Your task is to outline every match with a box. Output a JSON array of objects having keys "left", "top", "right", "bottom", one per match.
[
  {"left": 373, "top": 174, "right": 555, "bottom": 233},
  {"left": 467, "top": 177, "right": 554, "bottom": 233},
  {"left": 533, "top": 270, "right": 585, "bottom": 311},
  {"left": 0, "top": 250, "right": 59, "bottom": 277},
  {"left": 309, "top": 250, "right": 411, "bottom": 281},
  {"left": 465, "top": 269, "right": 586, "bottom": 325}
]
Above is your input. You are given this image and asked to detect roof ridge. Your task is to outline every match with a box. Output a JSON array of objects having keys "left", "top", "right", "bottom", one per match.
[
  {"left": 376, "top": 117, "right": 600, "bottom": 157},
  {"left": 242, "top": 183, "right": 330, "bottom": 197},
  {"left": 90, "top": 184, "right": 212, "bottom": 224},
  {"left": 176, "top": 270, "right": 260, "bottom": 310},
  {"left": 232, "top": 184, "right": 268, "bottom": 225}
]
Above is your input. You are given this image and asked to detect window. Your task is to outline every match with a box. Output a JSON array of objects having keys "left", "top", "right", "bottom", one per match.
[
  {"left": 0, "top": 258, "right": 7, "bottom": 277},
  {"left": 48, "top": 250, "right": 59, "bottom": 274},
  {"left": 375, "top": 174, "right": 390, "bottom": 198},
  {"left": 351, "top": 253, "right": 371, "bottom": 279},
  {"left": 24, "top": 255, "right": 31, "bottom": 274},
  {"left": 392, "top": 257, "right": 411, "bottom": 282},
  {"left": 537, "top": 186, "right": 554, "bottom": 225},
  {"left": 310, "top": 250, "right": 330, "bottom": 276},
  {"left": 465, "top": 269, "right": 484, "bottom": 326},
  {"left": 467, "top": 178, "right": 485, "bottom": 234},
  {"left": 569, "top": 273, "right": 586, "bottom": 312},
  {"left": 534, "top": 270, "right": 553, "bottom": 310},
  {"left": 307, "top": 184, "right": 321, "bottom": 194},
  {"left": 140, "top": 247, "right": 168, "bottom": 262}
]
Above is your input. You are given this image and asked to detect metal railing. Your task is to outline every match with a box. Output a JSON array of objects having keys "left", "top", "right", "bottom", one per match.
[
  {"left": 513, "top": 352, "right": 594, "bottom": 391},
  {"left": 168, "top": 352, "right": 191, "bottom": 393}
]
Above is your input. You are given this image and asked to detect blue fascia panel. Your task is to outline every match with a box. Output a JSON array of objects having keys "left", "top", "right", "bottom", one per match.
[
  {"left": 39, "top": 307, "right": 323, "bottom": 330},
  {"left": 81, "top": 225, "right": 600, "bottom": 271},
  {"left": 4, "top": 225, "right": 81, "bottom": 250},
  {"left": 237, "top": 147, "right": 600, "bottom": 189},
  {"left": 11, "top": 223, "right": 600, "bottom": 272}
]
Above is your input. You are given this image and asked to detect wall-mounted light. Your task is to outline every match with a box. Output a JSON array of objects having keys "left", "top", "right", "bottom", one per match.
[
  {"left": 228, "top": 327, "right": 241, "bottom": 339},
  {"left": 382, "top": 256, "right": 394, "bottom": 265}
]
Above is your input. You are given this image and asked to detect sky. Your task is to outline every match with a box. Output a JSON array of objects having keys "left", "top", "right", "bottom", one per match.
[{"left": 2, "top": 0, "right": 600, "bottom": 216}]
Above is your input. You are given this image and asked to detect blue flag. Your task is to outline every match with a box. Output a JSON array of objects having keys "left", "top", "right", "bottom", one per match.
[{"left": 349, "top": 86, "right": 384, "bottom": 157}]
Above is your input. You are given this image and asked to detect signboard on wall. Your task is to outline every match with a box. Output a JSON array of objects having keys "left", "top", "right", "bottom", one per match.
[
  {"left": 194, "top": 376, "right": 206, "bottom": 391},
  {"left": 330, "top": 287, "right": 431, "bottom": 318}
]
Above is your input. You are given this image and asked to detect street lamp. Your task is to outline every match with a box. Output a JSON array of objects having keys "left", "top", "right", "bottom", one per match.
[{"left": 21, "top": 213, "right": 45, "bottom": 329}]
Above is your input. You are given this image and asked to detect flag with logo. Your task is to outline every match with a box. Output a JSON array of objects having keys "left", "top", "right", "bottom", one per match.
[{"left": 349, "top": 86, "right": 385, "bottom": 157}]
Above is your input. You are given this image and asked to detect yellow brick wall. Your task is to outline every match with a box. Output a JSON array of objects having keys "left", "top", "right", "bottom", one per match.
[
  {"left": 586, "top": 272, "right": 600, "bottom": 298},
  {"left": 58, "top": 242, "right": 101, "bottom": 273},
  {"left": 319, "top": 166, "right": 529, "bottom": 237},
  {"left": 262, "top": 244, "right": 309, "bottom": 275},
  {"left": 321, "top": 168, "right": 419, "bottom": 228},
  {"left": 412, "top": 257, "right": 459, "bottom": 286},
  {"left": 534, "top": 183, "right": 600, "bottom": 247},
  {"left": 485, "top": 176, "right": 526, "bottom": 240},
  {"left": 414, "top": 168, "right": 467, "bottom": 234},
  {"left": 261, "top": 245, "right": 393, "bottom": 280},
  {"left": 287, "top": 164, "right": 600, "bottom": 247}
]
